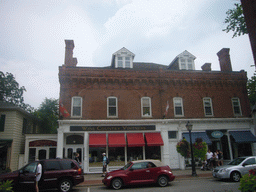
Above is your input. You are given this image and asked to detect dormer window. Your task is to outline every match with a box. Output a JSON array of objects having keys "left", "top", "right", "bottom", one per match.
[
  {"left": 112, "top": 47, "right": 135, "bottom": 69},
  {"left": 168, "top": 50, "right": 196, "bottom": 71}
]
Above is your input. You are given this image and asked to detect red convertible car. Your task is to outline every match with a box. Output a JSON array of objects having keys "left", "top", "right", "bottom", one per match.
[{"left": 102, "top": 160, "right": 175, "bottom": 189}]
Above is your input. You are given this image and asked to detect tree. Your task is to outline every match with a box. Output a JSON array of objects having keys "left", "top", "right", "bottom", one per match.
[
  {"left": 33, "top": 98, "right": 59, "bottom": 134},
  {"left": 223, "top": 3, "right": 248, "bottom": 38},
  {"left": 247, "top": 74, "right": 256, "bottom": 107},
  {"left": 0, "top": 71, "right": 34, "bottom": 113}
]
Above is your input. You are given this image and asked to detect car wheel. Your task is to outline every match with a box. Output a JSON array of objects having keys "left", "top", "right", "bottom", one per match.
[
  {"left": 58, "top": 179, "right": 73, "bottom": 192},
  {"left": 111, "top": 178, "right": 123, "bottom": 190},
  {"left": 158, "top": 175, "right": 168, "bottom": 187},
  {"left": 230, "top": 171, "right": 241, "bottom": 182}
]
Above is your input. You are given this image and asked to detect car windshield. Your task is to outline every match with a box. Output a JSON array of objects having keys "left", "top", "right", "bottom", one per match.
[
  {"left": 228, "top": 157, "right": 246, "bottom": 165},
  {"left": 121, "top": 162, "right": 132, "bottom": 170}
]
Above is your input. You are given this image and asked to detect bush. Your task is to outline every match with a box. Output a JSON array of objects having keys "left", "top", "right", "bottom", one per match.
[
  {"left": 0, "top": 180, "right": 13, "bottom": 192},
  {"left": 239, "top": 168, "right": 256, "bottom": 192},
  {"left": 176, "top": 139, "right": 190, "bottom": 158},
  {"left": 193, "top": 138, "right": 207, "bottom": 161}
]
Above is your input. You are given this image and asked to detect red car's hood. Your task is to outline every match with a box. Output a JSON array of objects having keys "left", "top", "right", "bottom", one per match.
[{"left": 107, "top": 169, "right": 126, "bottom": 176}]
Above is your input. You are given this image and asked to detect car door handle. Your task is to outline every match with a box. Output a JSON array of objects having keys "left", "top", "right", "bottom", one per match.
[{"left": 146, "top": 170, "right": 150, "bottom": 172}]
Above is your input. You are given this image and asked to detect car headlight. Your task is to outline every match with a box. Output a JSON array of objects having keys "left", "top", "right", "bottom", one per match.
[
  {"left": 107, "top": 176, "right": 113, "bottom": 180},
  {"left": 219, "top": 168, "right": 227, "bottom": 173}
]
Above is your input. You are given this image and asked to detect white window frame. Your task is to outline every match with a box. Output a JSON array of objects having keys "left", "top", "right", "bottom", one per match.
[
  {"left": 179, "top": 57, "right": 195, "bottom": 70},
  {"left": 141, "top": 97, "right": 152, "bottom": 117},
  {"left": 173, "top": 97, "right": 184, "bottom": 117},
  {"left": 115, "top": 56, "right": 132, "bottom": 68},
  {"left": 71, "top": 97, "right": 82, "bottom": 118},
  {"left": 107, "top": 97, "right": 118, "bottom": 118},
  {"left": 203, "top": 97, "right": 213, "bottom": 116},
  {"left": 231, "top": 97, "right": 242, "bottom": 116}
]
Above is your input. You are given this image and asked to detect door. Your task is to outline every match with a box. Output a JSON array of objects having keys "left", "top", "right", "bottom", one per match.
[
  {"left": 241, "top": 157, "right": 256, "bottom": 176},
  {"left": 19, "top": 162, "right": 37, "bottom": 190},
  {"left": 65, "top": 146, "right": 83, "bottom": 166},
  {"left": 127, "top": 162, "right": 150, "bottom": 184}
]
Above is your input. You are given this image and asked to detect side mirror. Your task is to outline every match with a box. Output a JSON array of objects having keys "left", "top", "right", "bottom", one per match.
[
  {"left": 242, "top": 163, "right": 248, "bottom": 167},
  {"left": 129, "top": 168, "right": 134, "bottom": 171}
]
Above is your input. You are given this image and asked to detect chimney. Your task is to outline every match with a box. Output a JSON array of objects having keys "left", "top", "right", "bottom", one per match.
[
  {"left": 217, "top": 48, "right": 232, "bottom": 72},
  {"left": 64, "top": 40, "right": 77, "bottom": 66},
  {"left": 201, "top": 63, "right": 211, "bottom": 71}
]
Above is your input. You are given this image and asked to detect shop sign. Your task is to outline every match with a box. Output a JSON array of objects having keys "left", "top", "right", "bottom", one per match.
[
  {"left": 70, "top": 125, "right": 156, "bottom": 131},
  {"left": 211, "top": 131, "right": 223, "bottom": 138}
]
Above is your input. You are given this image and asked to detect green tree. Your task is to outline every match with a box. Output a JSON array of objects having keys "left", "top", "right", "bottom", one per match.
[
  {"left": 0, "top": 71, "right": 34, "bottom": 113},
  {"left": 223, "top": 3, "right": 248, "bottom": 38},
  {"left": 33, "top": 98, "right": 59, "bottom": 134},
  {"left": 247, "top": 74, "right": 256, "bottom": 107}
]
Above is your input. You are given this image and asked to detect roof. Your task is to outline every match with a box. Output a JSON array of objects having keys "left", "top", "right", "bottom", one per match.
[
  {"left": 0, "top": 101, "right": 35, "bottom": 118},
  {"left": 131, "top": 159, "right": 165, "bottom": 167}
]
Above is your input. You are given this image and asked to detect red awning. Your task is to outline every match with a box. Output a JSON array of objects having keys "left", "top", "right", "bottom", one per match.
[
  {"left": 89, "top": 134, "right": 106, "bottom": 147},
  {"left": 108, "top": 133, "right": 126, "bottom": 147},
  {"left": 126, "top": 133, "right": 145, "bottom": 147},
  {"left": 145, "top": 132, "right": 164, "bottom": 146}
]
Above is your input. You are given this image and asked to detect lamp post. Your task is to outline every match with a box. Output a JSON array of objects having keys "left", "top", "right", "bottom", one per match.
[{"left": 186, "top": 121, "right": 197, "bottom": 176}]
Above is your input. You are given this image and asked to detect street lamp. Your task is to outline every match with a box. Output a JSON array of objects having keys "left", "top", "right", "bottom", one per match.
[{"left": 186, "top": 121, "right": 197, "bottom": 176}]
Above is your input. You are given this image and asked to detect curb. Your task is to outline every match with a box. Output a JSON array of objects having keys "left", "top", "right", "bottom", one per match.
[{"left": 76, "top": 173, "right": 213, "bottom": 187}]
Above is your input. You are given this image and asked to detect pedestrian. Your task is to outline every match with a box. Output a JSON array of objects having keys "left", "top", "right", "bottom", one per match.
[
  {"left": 74, "top": 153, "right": 81, "bottom": 164},
  {"left": 213, "top": 150, "right": 219, "bottom": 168},
  {"left": 206, "top": 149, "right": 213, "bottom": 170},
  {"left": 35, "top": 160, "right": 42, "bottom": 192},
  {"left": 102, "top": 153, "right": 107, "bottom": 177},
  {"left": 217, "top": 150, "right": 223, "bottom": 166}
]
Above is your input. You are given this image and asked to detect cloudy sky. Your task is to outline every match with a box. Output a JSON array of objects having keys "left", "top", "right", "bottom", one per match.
[{"left": 1, "top": 0, "right": 255, "bottom": 109}]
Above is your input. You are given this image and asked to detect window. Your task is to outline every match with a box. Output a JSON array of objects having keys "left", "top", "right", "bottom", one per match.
[
  {"left": 107, "top": 97, "right": 118, "bottom": 117},
  {"left": 45, "top": 161, "right": 61, "bottom": 171},
  {"left": 141, "top": 97, "right": 151, "bottom": 117},
  {"left": 232, "top": 98, "right": 242, "bottom": 116},
  {"left": 22, "top": 118, "right": 28, "bottom": 134},
  {"left": 71, "top": 97, "right": 82, "bottom": 117},
  {"left": 173, "top": 97, "right": 184, "bottom": 116},
  {"left": 179, "top": 57, "right": 195, "bottom": 70},
  {"left": 60, "top": 160, "right": 76, "bottom": 169},
  {"left": 168, "top": 131, "right": 177, "bottom": 139},
  {"left": 203, "top": 97, "right": 213, "bottom": 116},
  {"left": 116, "top": 56, "right": 132, "bottom": 68},
  {"left": 0, "top": 115, "right": 5, "bottom": 132}
]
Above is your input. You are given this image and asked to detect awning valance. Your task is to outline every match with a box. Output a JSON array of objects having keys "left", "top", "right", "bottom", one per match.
[
  {"left": 108, "top": 133, "right": 126, "bottom": 147},
  {"left": 229, "top": 131, "right": 256, "bottom": 143},
  {"left": 145, "top": 132, "right": 164, "bottom": 146},
  {"left": 126, "top": 133, "right": 145, "bottom": 147},
  {"left": 89, "top": 134, "right": 107, "bottom": 147},
  {"left": 182, "top": 132, "right": 212, "bottom": 144}
]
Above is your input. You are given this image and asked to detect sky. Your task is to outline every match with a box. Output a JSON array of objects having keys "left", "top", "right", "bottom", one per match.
[{"left": 1, "top": 0, "right": 255, "bottom": 109}]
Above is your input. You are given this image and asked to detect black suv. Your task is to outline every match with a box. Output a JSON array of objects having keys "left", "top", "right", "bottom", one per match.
[{"left": 0, "top": 158, "right": 84, "bottom": 192}]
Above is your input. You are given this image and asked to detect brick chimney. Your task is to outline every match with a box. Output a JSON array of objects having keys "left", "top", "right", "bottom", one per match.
[
  {"left": 217, "top": 48, "right": 232, "bottom": 72},
  {"left": 64, "top": 40, "right": 77, "bottom": 66},
  {"left": 201, "top": 63, "right": 211, "bottom": 71}
]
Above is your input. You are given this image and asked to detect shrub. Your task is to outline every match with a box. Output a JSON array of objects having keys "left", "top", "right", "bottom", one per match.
[
  {"left": 0, "top": 180, "right": 13, "bottom": 192},
  {"left": 239, "top": 168, "right": 256, "bottom": 192},
  {"left": 193, "top": 138, "right": 207, "bottom": 161},
  {"left": 176, "top": 139, "right": 190, "bottom": 158}
]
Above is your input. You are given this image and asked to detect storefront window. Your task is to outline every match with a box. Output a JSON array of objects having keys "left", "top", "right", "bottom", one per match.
[
  {"left": 29, "top": 148, "right": 36, "bottom": 162},
  {"left": 39, "top": 149, "right": 46, "bottom": 160},
  {"left": 89, "top": 147, "right": 105, "bottom": 167},
  {"left": 127, "top": 147, "right": 143, "bottom": 161},
  {"left": 145, "top": 146, "right": 161, "bottom": 160},
  {"left": 108, "top": 147, "right": 125, "bottom": 166},
  {"left": 49, "top": 148, "right": 56, "bottom": 159}
]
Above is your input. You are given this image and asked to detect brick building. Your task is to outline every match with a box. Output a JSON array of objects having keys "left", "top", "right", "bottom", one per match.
[{"left": 56, "top": 40, "right": 256, "bottom": 173}]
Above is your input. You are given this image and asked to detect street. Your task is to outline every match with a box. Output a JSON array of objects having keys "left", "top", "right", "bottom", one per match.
[{"left": 72, "top": 178, "right": 240, "bottom": 192}]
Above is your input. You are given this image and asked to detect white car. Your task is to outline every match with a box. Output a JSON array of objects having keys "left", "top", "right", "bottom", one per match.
[{"left": 212, "top": 156, "right": 256, "bottom": 182}]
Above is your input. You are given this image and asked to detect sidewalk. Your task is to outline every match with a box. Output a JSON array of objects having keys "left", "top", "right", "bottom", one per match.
[{"left": 77, "top": 168, "right": 213, "bottom": 187}]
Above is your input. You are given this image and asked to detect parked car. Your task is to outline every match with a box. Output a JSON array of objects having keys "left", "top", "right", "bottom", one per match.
[
  {"left": 102, "top": 160, "right": 175, "bottom": 190},
  {"left": 212, "top": 156, "right": 256, "bottom": 182},
  {"left": 0, "top": 158, "right": 84, "bottom": 192}
]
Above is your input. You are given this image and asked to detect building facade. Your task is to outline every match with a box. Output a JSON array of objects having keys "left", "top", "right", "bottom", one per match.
[{"left": 55, "top": 40, "right": 256, "bottom": 173}]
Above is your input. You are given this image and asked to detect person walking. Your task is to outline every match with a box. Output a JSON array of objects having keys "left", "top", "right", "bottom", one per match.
[
  {"left": 35, "top": 160, "right": 42, "bottom": 192},
  {"left": 74, "top": 153, "right": 81, "bottom": 164},
  {"left": 206, "top": 149, "right": 213, "bottom": 170},
  {"left": 217, "top": 150, "right": 223, "bottom": 166},
  {"left": 102, "top": 153, "right": 107, "bottom": 177}
]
